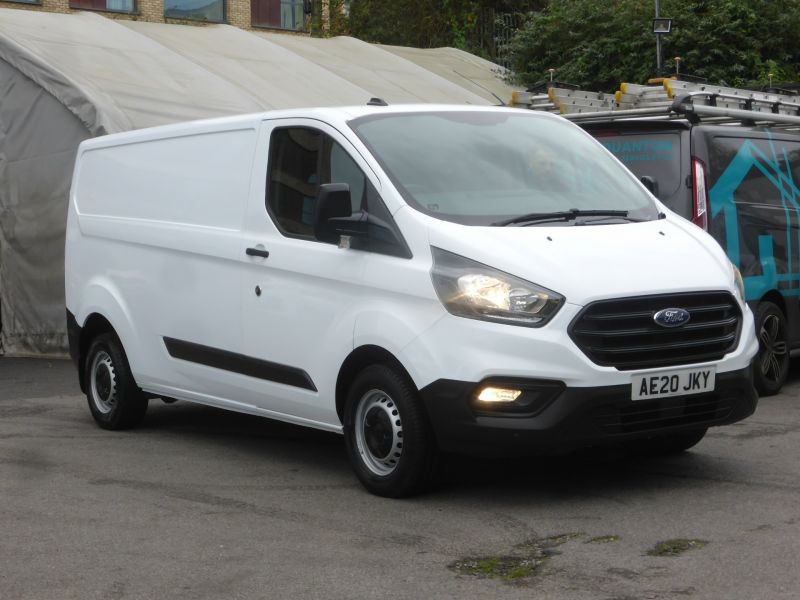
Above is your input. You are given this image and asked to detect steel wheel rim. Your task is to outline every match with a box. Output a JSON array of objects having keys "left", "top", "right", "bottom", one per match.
[
  {"left": 354, "top": 389, "right": 403, "bottom": 476},
  {"left": 90, "top": 350, "right": 117, "bottom": 414},
  {"left": 759, "top": 313, "right": 788, "bottom": 384}
]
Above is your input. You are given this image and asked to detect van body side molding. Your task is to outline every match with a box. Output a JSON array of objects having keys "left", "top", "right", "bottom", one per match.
[{"left": 163, "top": 337, "right": 317, "bottom": 392}]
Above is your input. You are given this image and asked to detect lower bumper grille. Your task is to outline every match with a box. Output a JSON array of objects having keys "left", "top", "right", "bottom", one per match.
[{"left": 593, "top": 395, "right": 734, "bottom": 435}]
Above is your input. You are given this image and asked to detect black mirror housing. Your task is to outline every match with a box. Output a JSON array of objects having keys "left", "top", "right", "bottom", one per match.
[
  {"left": 640, "top": 175, "right": 659, "bottom": 197},
  {"left": 314, "top": 183, "right": 353, "bottom": 243}
]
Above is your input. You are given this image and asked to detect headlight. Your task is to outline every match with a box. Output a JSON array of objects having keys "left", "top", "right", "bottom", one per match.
[
  {"left": 731, "top": 262, "right": 745, "bottom": 300},
  {"left": 430, "top": 247, "right": 564, "bottom": 327}
]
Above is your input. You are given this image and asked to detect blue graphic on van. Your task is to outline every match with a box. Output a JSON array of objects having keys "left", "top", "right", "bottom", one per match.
[
  {"left": 602, "top": 139, "right": 673, "bottom": 162},
  {"left": 710, "top": 133, "right": 800, "bottom": 301}
]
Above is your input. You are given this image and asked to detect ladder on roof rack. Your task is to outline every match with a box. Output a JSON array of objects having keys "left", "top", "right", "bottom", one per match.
[{"left": 512, "top": 78, "right": 800, "bottom": 127}]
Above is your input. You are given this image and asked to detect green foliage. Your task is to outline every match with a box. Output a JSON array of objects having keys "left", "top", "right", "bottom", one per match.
[
  {"left": 449, "top": 554, "right": 547, "bottom": 581},
  {"left": 328, "top": 0, "right": 351, "bottom": 36},
  {"left": 647, "top": 538, "right": 708, "bottom": 556},
  {"left": 348, "top": 1, "right": 544, "bottom": 53},
  {"left": 507, "top": 0, "right": 800, "bottom": 91},
  {"left": 310, "top": 0, "right": 351, "bottom": 37},
  {"left": 349, "top": 0, "right": 479, "bottom": 49}
]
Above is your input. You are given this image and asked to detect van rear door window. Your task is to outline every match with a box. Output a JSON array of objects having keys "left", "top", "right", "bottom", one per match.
[{"left": 594, "top": 132, "right": 682, "bottom": 199}]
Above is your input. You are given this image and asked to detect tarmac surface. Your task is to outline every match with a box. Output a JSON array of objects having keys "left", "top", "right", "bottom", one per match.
[{"left": 2, "top": 356, "right": 799, "bottom": 599}]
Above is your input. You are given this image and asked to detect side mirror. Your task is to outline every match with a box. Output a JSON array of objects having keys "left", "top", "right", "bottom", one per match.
[
  {"left": 313, "top": 182, "right": 412, "bottom": 258},
  {"left": 314, "top": 183, "right": 353, "bottom": 244},
  {"left": 640, "top": 175, "right": 659, "bottom": 197}
]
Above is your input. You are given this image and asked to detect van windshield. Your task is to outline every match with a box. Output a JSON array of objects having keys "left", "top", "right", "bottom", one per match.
[{"left": 349, "top": 111, "right": 659, "bottom": 226}]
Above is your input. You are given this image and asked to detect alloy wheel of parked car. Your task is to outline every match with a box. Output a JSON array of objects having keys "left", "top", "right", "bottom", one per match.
[{"left": 754, "top": 302, "right": 789, "bottom": 396}]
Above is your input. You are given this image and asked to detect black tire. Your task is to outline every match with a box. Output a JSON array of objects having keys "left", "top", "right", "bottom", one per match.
[
  {"left": 84, "top": 333, "right": 148, "bottom": 430},
  {"left": 753, "top": 301, "right": 790, "bottom": 396},
  {"left": 624, "top": 427, "right": 708, "bottom": 456},
  {"left": 343, "top": 364, "right": 436, "bottom": 498}
]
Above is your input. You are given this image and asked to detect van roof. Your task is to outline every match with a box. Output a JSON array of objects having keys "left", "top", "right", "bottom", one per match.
[{"left": 78, "top": 104, "right": 556, "bottom": 150}]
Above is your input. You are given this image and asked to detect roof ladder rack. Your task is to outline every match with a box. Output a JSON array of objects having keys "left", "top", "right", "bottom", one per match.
[{"left": 512, "top": 77, "right": 800, "bottom": 128}]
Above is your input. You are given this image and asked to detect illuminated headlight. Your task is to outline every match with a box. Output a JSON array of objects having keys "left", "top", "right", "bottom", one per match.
[
  {"left": 731, "top": 262, "right": 745, "bottom": 300},
  {"left": 430, "top": 247, "right": 564, "bottom": 327}
]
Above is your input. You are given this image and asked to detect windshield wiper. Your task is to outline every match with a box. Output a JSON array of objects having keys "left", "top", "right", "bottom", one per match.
[{"left": 492, "top": 209, "right": 634, "bottom": 227}]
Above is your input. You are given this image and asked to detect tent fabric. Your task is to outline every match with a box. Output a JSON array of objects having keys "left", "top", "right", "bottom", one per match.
[
  {"left": 377, "top": 44, "right": 512, "bottom": 106},
  {"left": 255, "top": 33, "right": 494, "bottom": 105},
  {"left": 0, "top": 8, "right": 515, "bottom": 355},
  {"left": 0, "top": 57, "right": 90, "bottom": 355},
  {"left": 119, "top": 22, "right": 374, "bottom": 109},
  {"left": 0, "top": 11, "right": 264, "bottom": 133}
]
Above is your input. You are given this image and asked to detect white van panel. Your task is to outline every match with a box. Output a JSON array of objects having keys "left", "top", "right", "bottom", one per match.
[
  {"left": 70, "top": 127, "right": 258, "bottom": 397},
  {"left": 75, "top": 129, "right": 256, "bottom": 230}
]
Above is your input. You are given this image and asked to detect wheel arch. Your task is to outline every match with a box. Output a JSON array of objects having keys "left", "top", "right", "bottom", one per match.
[
  {"left": 757, "top": 290, "right": 786, "bottom": 315},
  {"left": 335, "top": 345, "right": 416, "bottom": 424},
  {"left": 72, "top": 278, "right": 140, "bottom": 393}
]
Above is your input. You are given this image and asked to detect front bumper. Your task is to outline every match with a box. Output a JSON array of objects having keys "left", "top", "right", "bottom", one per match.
[{"left": 419, "top": 366, "right": 757, "bottom": 455}]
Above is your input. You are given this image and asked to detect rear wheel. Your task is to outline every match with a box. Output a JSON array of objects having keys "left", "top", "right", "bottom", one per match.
[
  {"left": 753, "top": 301, "right": 789, "bottom": 396},
  {"left": 344, "top": 364, "right": 436, "bottom": 497},
  {"left": 624, "top": 427, "right": 708, "bottom": 456},
  {"left": 84, "top": 333, "right": 148, "bottom": 430}
]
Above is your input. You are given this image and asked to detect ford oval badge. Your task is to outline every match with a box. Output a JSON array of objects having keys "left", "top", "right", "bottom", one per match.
[{"left": 653, "top": 308, "right": 691, "bottom": 328}]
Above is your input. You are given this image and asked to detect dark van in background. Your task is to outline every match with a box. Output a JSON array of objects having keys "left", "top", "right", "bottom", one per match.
[{"left": 578, "top": 96, "right": 800, "bottom": 395}]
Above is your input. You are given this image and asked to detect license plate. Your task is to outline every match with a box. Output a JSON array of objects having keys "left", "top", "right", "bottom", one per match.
[{"left": 631, "top": 367, "right": 716, "bottom": 400}]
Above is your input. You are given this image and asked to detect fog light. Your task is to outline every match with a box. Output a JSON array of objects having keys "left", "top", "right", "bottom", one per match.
[{"left": 477, "top": 387, "right": 522, "bottom": 403}]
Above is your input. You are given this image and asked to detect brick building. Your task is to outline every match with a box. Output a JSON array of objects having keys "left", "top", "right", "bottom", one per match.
[{"left": 0, "top": 0, "right": 333, "bottom": 32}]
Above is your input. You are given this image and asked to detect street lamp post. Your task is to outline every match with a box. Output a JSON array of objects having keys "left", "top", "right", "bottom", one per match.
[
  {"left": 652, "top": 1, "right": 673, "bottom": 76},
  {"left": 655, "top": 0, "right": 662, "bottom": 73}
]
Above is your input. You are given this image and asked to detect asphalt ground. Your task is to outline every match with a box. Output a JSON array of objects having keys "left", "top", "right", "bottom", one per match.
[{"left": 1, "top": 356, "right": 799, "bottom": 599}]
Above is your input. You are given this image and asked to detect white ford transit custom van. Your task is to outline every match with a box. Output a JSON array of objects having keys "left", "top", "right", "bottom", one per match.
[{"left": 65, "top": 104, "right": 759, "bottom": 497}]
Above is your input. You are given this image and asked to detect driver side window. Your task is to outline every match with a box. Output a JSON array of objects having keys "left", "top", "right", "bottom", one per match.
[{"left": 266, "top": 127, "right": 367, "bottom": 238}]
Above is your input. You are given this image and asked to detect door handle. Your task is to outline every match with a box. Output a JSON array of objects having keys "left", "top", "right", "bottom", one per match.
[{"left": 246, "top": 247, "right": 270, "bottom": 258}]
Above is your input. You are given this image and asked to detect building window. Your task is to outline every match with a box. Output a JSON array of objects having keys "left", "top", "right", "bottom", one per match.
[
  {"left": 252, "top": 0, "right": 308, "bottom": 31},
  {"left": 164, "top": 0, "right": 225, "bottom": 22},
  {"left": 70, "top": 0, "right": 135, "bottom": 12}
]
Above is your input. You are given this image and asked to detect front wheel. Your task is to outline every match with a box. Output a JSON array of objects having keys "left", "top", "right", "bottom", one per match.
[
  {"left": 84, "top": 333, "right": 148, "bottom": 430},
  {"left": 344, "top": 364, "right": 436, "bottom": 497},
  {"left": 753, "top": 301, "right": 789, "bottom": 396}
]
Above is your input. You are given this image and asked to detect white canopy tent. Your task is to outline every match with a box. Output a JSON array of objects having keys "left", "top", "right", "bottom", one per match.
[{"left": 0, "top": 9, "right": 514, "bottom": 355}]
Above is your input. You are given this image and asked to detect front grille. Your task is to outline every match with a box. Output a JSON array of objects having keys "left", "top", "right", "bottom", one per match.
[
  {"left": 569, "top": 292, "right": 742, "bottom": 370},
  {"left": 593, "top": 395, "right": 734, "bottom": 435}
]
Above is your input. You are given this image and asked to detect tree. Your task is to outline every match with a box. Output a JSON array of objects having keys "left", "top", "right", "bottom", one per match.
[
  {"left": 348, "top": 1, "right": 545, "bottom": 55},
  {"left": 507, "top": 0, "right": 800, "bottom": 91}
]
